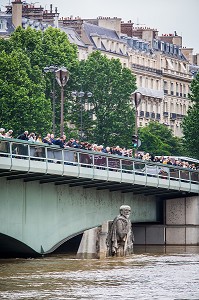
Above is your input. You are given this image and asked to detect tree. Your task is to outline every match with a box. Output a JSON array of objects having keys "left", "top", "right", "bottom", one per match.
[
  {"left": 182, "top": 73, "right": 199, "bottom": 158},
  {"left": 68, "top": 51, "right": 137, "bottom": 147},
  {"left": 0, "top": 26, "right": 79, "bottom": 136},
  {"left": 138, "top": 122, "right": 183, "bottom": 156},
  {"left": 0, "top": 49, "right": 51, "bottom": 136}
]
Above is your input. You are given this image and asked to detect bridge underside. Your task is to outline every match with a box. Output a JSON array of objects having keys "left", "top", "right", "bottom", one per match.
[
  {"left": 0, "top": 164, "right": 198, "bottom": 255},
  {"left": 0, "top": 169, "right": 197, "bottom": 199},
  {"left": 0, "top": 233, "right": 38, "bottom": 258}
]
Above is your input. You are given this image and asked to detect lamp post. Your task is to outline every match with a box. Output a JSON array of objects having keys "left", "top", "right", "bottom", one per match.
[
  {"left": 131, "top": 91, "right": 142, "bottom": 151},
  {"left": 55, "top": 66, "right": 69, "bottom": 136},
  {"left": 71, "top": 90, "right": 92, "bottom": 140},
  {"left": 43, "top": 65, "right": 58, "bottom": 134}
]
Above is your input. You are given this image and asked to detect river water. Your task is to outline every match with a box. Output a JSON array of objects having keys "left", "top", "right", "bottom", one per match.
[{"left": 0, "top": 246, "right": 199, "bottom": 300}]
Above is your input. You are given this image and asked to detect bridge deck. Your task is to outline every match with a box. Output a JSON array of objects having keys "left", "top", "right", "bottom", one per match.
[{"left": 0, "top": 138, "right": 198, "bottom": 198}]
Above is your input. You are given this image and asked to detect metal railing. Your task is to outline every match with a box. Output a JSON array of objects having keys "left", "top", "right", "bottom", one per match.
[{"left": 0, "top": 137, "right": 199, "bottom": 190}]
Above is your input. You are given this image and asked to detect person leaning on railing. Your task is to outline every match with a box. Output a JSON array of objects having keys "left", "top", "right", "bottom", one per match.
[{"left": 0, "top": 128, "right": 7, "bottom": 155}]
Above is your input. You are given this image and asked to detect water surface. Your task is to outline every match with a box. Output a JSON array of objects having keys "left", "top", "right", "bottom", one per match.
[{"left": 0, "top": 246, "right": 198, "bottom": 300}]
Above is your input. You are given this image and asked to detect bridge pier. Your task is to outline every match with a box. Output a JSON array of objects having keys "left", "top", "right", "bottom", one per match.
[
  {"left": 76, "top": 196, "right": 199, "bottom": 259},
  {"left": 133, "top": 196, "right": 199, "bottom": 246},
  {"left": 165, "top": 196, "right": 199, "bottom": 245}
]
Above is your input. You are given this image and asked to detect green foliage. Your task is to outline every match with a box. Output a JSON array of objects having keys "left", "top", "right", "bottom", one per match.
[
  {"left": 182, "top": 73, "right": 199, "bottom": 159},
  {"left": 182, "top": 104, "right": 199, "bottom": 158},
  {"left": 0, "top": 26, "right": 79, "bottom": 136},
  {"left": 138, "top": 122, "right": 184, "bottom": 156},
  {"left": 188, "top": 72, "right": 199, "bottom": 104},
  {"left": 0, "top": 49, "right": 51, "bottom": 135},
  {"left": 68, "top": 51, "right": 137, "bottom": 147}
]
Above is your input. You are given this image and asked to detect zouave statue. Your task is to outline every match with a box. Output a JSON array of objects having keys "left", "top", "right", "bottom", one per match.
[{"left": 107, "top": 205, "right": 134, "bottom": 257}]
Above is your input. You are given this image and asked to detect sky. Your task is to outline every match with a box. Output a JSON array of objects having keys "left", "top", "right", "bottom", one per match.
[{"left": 1, "top": 0, "right": 199, "bottom": 53}]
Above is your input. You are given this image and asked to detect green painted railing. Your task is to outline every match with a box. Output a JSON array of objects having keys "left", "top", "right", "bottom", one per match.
[{"left": 0, "top": 137, "right": 199, "bottom": 189}]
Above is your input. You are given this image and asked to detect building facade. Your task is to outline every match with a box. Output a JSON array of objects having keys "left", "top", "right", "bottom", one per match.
[
  {"left": 60, "top": 17, "right": 194, "bottom": 136},
  {"left": 1, "top": 1, "right": 198, "bottom": 137}
]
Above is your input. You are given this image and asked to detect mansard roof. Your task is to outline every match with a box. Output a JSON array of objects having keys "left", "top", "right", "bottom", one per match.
[
  {"left": 59, "top": 26, "right": 87, "bottom": 48},
  {"left": 83, "top": 22, "right": 121, "bottom": 41},
  {"left": 0, "top": 13, "right": 15, "bottom": 36},
  {"left": 82, "top": 22, "right": 128, "bottom": 56}
]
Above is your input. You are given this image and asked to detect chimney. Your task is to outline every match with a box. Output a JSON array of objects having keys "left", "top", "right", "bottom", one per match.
[
  {"left": 12, "top": 0, "right": 23, "bottom": 28},
  {"left": 54, "top": 7, "right": 59, "bottom": 28}
]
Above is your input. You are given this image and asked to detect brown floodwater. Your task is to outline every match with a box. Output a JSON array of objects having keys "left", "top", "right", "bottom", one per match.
[{"left": 0, "top": 246, "right": 199, "bottom": 300}]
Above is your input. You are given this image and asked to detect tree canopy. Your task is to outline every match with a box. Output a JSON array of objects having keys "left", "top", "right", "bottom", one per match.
[
  {"left": 68, "top": 51, "right": 137, "bottom": 148},
  {"left": 182, "top": 73, "right": 199, "bottom": 159},
  {"left": 0, "top": 26, "right": 79, "bottom": 136},
  {"left": 0, "top": 49, "right": 51, "bottom": 134},
  {"left": 138, "top": 121, "right": 183, "bottom": 156}
]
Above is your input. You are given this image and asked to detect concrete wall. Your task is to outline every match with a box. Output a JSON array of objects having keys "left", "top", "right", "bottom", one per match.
[
  {"left": 133, "top": 196, "right": 199, "bottom": 246},
  {"left": 0, "top": 177, "right": 157, "bottom": 254},
  {"left": 165, "top": 196, "right": 199, "bottom": 245}
]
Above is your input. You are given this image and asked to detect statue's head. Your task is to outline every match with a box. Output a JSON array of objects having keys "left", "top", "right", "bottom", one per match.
[{"left": 120, "top": 205, "right": 131, "bottom": 219}]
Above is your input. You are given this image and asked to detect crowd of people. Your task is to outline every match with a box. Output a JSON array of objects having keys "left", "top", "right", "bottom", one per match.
[{"left": 0, "top": 127, "right": 198, "bottom": 170}]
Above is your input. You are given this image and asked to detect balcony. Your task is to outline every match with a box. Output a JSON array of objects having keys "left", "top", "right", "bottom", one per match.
[
  {"left": 177, "top": 114, "right": 183, "bottom": 119},
  {"left": 131, "top": 63, "right": 162, "bottom": 75}
]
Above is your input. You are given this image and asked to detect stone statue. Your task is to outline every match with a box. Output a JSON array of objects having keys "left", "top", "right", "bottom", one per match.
[{"left": 106, "top": 205, "right": 134, "bottom": 257}]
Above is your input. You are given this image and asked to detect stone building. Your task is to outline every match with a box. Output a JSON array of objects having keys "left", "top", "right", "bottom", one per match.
[
  {"left": 60, "top": 17, "right": 194, "bottom": 136},
  {"left": 0, "top": 0, "right": 88, "bottom": 61},
  {"left": 1, "top": 1, "right": 198, "bottom": 137}
]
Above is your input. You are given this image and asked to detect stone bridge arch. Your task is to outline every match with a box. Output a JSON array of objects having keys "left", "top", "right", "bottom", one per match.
[{"left": 0, "top": 177, "right": 157, "bottom": 254}]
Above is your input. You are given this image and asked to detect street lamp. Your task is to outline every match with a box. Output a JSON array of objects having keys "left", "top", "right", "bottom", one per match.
[
  {"left": 71, "top": 90, "right": 92, "bottom": 140},
  {"left": 55, "top": 66, "right": 69, "bottom": 136},
  {"left": 131, "top": 91, "right": 142, "bottom": 149},
  {"left": 43, "top": 65, "right": 58, "bottom": 134}
]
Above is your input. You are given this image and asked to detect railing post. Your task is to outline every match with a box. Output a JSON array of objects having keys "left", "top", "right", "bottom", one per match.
[
  {"left": 45, "top": 146, "right": 48, "bottom": 174},
  {"left": 92, "top": 153, "right": 95, "bottom": 179},
  {"left": 61, "top": 148, "right": 64, "bottom": 176},
  {"left": 120, "top": 158, "right": 122, "bottom": 183},
  {"left": 132, "top": 161, "right": 135, "bottom": 184},
  {"left": 77, "top": 151, "right": 80, "bottom": 177},
  {"left": 9, "top": 141, "right": 13, "bottom": 171},
  {"left": 106, "top": 155, "right": 109, "bottom": 181},
  {"left": 27, "top": 143, "right": 31, "bottom": 173}
]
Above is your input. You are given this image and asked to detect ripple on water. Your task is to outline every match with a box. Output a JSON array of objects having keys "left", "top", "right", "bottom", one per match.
[{"left": 0, "top": 251, "right": 199, "bottom": 299}]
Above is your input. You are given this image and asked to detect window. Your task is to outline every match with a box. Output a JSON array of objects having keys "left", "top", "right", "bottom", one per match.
[
  {"left": 163, "top": 101, "right": 168, "bottom": 112},
  {"left": 145, "top": 77, "right": 148, "bottom": 88},
  {"left": 0, "top": 19, "right": 7, "bottom": 31},
  {"left": 151, "top": 78, "right": 153, "bottom": 89},
  {"left": 170, "top": 82, "right": 174, "bottom": 95},
  {"left": 164, "top": 81, "right": 168, "bottom": 94},
  {"left": 140, "top": 76, "right": 142, "bottom": 86},
  {"left": 156, "top": 80, "right": 159, "bottom": 89},
  {"left": 176, "top": 83, "right": 179, "bottom": 96}
]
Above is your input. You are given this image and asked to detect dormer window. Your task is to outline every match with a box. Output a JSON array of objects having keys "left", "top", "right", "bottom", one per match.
[{"left": 0, "top": 19, "right": 7, "bottom": 31}]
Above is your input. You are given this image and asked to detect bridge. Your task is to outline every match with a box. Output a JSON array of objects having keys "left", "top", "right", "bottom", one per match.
[{"left": 0, "top": 138, "right": 199, "bottom": 256}]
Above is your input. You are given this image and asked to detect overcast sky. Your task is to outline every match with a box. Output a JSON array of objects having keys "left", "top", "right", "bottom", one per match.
[{"left": 2, "top": 0, "right": 199, "bottom": 53}]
